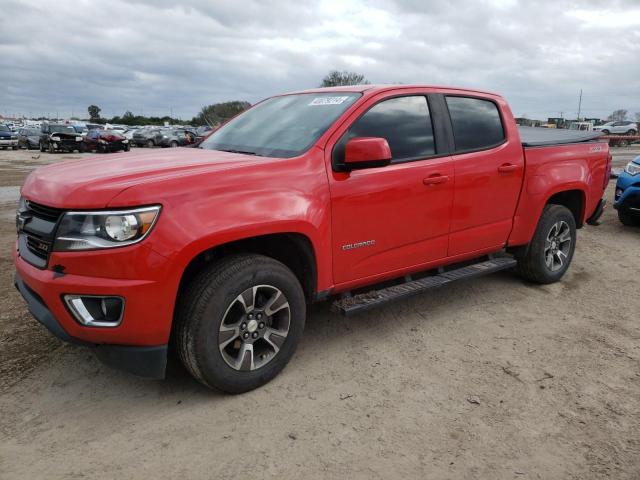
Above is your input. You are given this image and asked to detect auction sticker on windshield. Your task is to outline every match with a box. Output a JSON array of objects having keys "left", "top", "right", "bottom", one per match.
[{"left": 309, "top": 96, "right": 350, "bottom": 106}]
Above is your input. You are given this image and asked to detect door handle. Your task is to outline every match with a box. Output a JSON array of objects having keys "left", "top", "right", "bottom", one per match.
[
  {"left": 498, "top": 163, "right": 519, "bottom": 173},
  {"left": 423, "top": 174, "right": 449, "bottom": 186}
]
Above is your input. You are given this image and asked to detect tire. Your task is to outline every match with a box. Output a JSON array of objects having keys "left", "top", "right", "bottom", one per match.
[
  {"left": 175, "top": 254, "right": 306, "bottom": 393},
  {"left": 124, "top": 144, "right": 130, "bottom": 152},
  {"left": 146, "top": 139, "right": 155, "bottom": 148},
  {"left": 40, "top": 142, "right": 46, "bottom": 152},
  {"left": 48, "top": 143, "right": 55, "bottom": 154},
  {"left": 170, "top": 140, "right": 178, "bottom": 148},
  {"left": 627, "top": 129, "right": 637, "bottom": 136},
  {"left": 517, "top": 204, "right": 577, "bottom": 284},
  {"left": 618, "top": 209, "right": 640, "bottom": 226},
  {"left": 12, "top": 146, "right": 18, "bottom": 150},
  {"left": 601, "top": 129, "right": 610, "bottom": 135}
]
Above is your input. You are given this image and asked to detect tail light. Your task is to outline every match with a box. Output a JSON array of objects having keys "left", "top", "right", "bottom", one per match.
[{"left": 604, "top": 151, "right": 612, "bottom": 189}]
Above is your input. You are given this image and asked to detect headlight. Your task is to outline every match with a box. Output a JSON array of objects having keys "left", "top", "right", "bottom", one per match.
[
  {"left": 624, "top": 161, "right": 640, "bottom": 176},
  {"left": 162, "top": 135, "right": 168, "bottom": 139},
  {"left": 54, "top": 205, "right": 161, "bottom": 251},
  {"left": 51, "top": 136, "right": 61, "bottom": 141}
]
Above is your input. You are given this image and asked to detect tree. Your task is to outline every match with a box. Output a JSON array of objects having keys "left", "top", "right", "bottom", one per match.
[
  {"left": 88, "top": 105, "right": 101, "bottom": 121},
  {"left": 607, "top": 109, "right": 628, "bottom": 122},
  {"left": 320, "top": 70, "right": 370, "bottom": 87},
  {"left": 192, "top": 101, "right": 251, "bottom": 127}
]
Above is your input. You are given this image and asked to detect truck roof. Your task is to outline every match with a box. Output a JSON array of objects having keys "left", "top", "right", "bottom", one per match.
[{"left": 285, "top": 84, "right": 502, "bottom": 98}]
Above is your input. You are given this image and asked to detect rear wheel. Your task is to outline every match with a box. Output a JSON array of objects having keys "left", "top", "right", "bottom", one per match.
[
  {"left": 146, "top": 139, "right": 155, "bottom": 148},
  {"left": 517, "top": 204, "right": 576, "bottom": 284},
  {"left": 618, "top": 209, "right": 640, "bottom": 226},
  {"left": 170, "top": 140, "right": 179, "bottom": 148},
  {"left": 601, "top": 129, "right": 610, "bottom": 135},
  {"left": 175, "top": 254, "right": 306, "bottom": 393},
  {"left": 627, "top": 129, "right": 637, "bottom": 136}
]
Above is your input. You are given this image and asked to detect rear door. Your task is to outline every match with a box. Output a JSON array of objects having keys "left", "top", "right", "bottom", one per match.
[
  {"left": 445, "top": 95, "right": 524, "bottom": 256},
  {"left": 328, "top": 93, "right": 455, "bottom": 286}
]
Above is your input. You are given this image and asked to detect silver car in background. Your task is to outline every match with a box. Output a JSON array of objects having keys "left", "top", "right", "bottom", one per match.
[{"left": 594, "top": 121, "right": 638, "bottom": 135}]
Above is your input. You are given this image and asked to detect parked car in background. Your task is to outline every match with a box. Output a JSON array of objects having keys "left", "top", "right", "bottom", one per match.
[
  {"left": 39, "top": 124, "right": 84, "bottom": 153},
  {"left": 132, "top": 128, "right": 164, "bottom": 147},
  {"left": 614, "top": 155, "right": 640, "bottom": 226},
  {"left": 593, "top": 121, "right": 638, "bottom": 135},
  {"left": 17, "top": 127, "right": 41, "bottom": 149},
  {"left": 0, "top": 124, "right": 19, "bottom": 150},
  {"left": 157, "top": 129, "right": 197, "bottom": 147},
  {"left": 83, "top": 129, "right": 130, "bottom": 153}
]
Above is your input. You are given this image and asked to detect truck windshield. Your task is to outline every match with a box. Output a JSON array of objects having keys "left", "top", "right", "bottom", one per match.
[
  {"left": 200, "top": 92, "right": 361, "bottom": 158},
  {"left": 49, "top": 125, "right": 76, "bottom": 134}
]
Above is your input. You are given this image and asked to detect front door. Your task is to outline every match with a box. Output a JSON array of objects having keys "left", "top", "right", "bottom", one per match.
[{"left": 328, "top": 95, "right": 454, "bottom": 286}]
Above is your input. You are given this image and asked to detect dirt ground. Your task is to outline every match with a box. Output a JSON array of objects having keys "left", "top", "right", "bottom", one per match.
[{"left": 1, "top": 147, "right": 639, "bottom": 479}]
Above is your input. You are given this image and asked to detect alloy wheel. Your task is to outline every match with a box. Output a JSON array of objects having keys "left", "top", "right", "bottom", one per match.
[
  {"left": 218, "top": 285, "right": 291, "bottom": 371},
  {"left": 544, "top": 220, "right": 572, "bottom": 272}
]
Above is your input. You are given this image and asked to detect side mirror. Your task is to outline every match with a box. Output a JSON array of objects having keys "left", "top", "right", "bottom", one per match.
[{"left": 344, "top": 137, "right": 392, "bottom": 169}]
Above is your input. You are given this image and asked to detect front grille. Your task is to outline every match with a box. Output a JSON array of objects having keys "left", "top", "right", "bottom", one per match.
[
  {"left": 25, "top": 234, "right": 52, "bottom": 260},
  {"left": 17, "top": 200, "right": 65, "bottom": 268},
  {"left": 25, "top": 201, "right": 64, "bottom": 222}
]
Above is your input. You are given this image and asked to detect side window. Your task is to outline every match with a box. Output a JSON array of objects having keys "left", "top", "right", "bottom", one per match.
[
  {"left": 337, "top": 96, "right": 436, "bottom": 163},
  {"left": 446, "top": 96, "right": 505, "bottom": 152}
]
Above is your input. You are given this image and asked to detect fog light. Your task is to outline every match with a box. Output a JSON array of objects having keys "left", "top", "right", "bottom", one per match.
[{"left": 63, "top": 295, "right": 124, "bottom": 327}]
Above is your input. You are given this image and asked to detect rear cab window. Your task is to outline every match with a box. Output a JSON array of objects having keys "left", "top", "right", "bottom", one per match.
[{"left": 445, "top": 96, "right": 505, "bottom": 152}]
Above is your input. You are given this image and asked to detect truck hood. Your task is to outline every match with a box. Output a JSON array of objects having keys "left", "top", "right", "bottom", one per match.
[{"left": 21, "top": 148, "right": 263, "bottom": 209}]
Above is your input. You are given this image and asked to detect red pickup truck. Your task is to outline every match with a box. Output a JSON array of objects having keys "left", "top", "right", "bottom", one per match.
[{"left": 14, "top": 85, "right": 610, "bottom": 393}]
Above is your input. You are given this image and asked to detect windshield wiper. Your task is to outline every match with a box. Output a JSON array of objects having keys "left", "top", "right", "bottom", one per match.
[{"left": 216, "top": 148, "right": 261, "bottom": 156}]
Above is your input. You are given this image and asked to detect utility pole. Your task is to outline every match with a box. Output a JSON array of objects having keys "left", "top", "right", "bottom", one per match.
[{"left": 577, "top": 89, "right": 582, "bottom": 121}]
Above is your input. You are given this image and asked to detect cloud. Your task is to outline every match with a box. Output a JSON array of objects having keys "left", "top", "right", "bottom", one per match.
[{"left": 0, "top": 0, "right": 638, "bottom": 121}]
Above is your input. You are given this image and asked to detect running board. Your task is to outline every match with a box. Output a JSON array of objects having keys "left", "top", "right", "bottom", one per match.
[{"left": 332, "top": 257, "right": 517, "bottom": 316}]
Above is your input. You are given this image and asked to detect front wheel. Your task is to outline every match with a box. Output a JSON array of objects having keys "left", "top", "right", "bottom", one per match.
[
  {"left": 146, "top": 139, "right": 155, "bottom": 148},
  {"left": 618, "top": 209, "right": 640, "bottom": 226},
  {"left": 175, "top": 254, "right": 306, "bottom": 393},
  {"left": 517, "top": 204, "right": 577, "bottom": 284},
  {"left": 627, "top": 129, "right": 637, "bottom": 136}
]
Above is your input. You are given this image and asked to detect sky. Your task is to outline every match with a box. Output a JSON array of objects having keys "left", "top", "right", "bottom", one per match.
[{"left": 1, "top": 0, "right": 639, "bottom": 122}]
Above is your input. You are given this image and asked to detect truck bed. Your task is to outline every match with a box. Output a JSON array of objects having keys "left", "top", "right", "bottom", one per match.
[{"left": 519, "top": 126, "right": 603, "bottom": 147}]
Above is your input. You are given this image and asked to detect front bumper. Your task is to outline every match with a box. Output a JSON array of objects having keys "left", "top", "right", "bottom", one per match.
[
  {"left": 13, "top": 237, "right": 180, "bottom": 378},
  {"left": 101, "top": 140, "right": 128, "bottom": 151},
  {"left": 14, "top": 273, "right": 167, "bottom": 378},
  {"left": 0, "top": 138, "right": 18, "bottom": 146},
  {"left": 50, "top": 140, "right": 82, "bottom": 151},
  {"left": 614, "top": 171, "right": 640, "bottom": 213}
]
